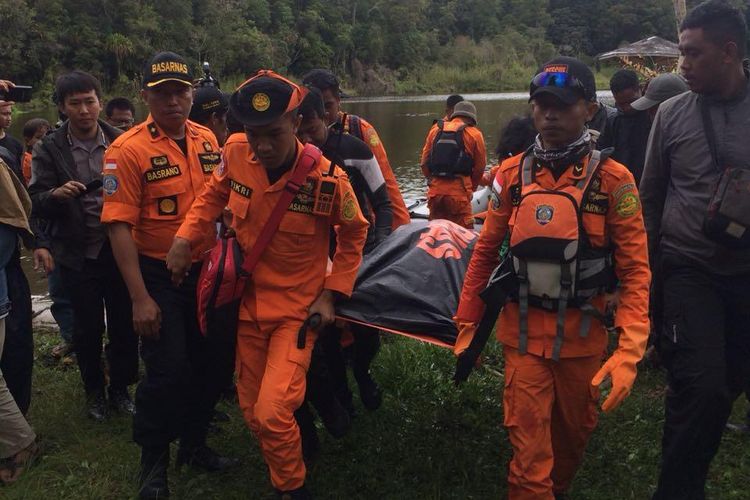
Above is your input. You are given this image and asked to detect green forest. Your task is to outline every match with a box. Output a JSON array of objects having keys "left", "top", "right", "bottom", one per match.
[{"left": 0, "top": 0, "right": 747, "bottom": 98}]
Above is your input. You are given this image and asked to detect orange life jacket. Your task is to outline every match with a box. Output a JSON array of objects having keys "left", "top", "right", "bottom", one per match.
[{"left": 509, "top": 149, "right": 616, "bottom": 360}]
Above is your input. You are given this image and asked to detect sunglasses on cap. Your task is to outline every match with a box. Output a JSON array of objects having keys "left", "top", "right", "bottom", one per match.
[{"left": 530, "top": 71, "right": 586, "bottom": 95}]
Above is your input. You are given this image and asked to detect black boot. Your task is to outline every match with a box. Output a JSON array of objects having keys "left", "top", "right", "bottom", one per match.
[
  {"left": 138, "top": 447, "right": 169, "bottom": 499},
  {"left": 317, "top": 397, "right": 351, "bottom": 439},
  {"left": 175, "top": 444, "right": 239, "bottom": 472},
  {"left": 86, "top": 390, "right": 108, "bottom": 422},
  {"left": 109, "top": 387, "right": 135, "bottom": 415},
  {"left": 294, "top": 404, "right": 320, "bottom": 463},
  {"left": 354, "top": 371, "right": 382, "bottom": 411},
  {"left": 276, "top": 485, "right": 312, "bottom": 499}
]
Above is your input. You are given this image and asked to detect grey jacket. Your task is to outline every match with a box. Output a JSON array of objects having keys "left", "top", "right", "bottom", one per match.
[
  {"left": 28, "top": 120, "right": 122, "bottom": 270},
  {"left": 639, "top": 77, "right": 750, "bottom": 274}
]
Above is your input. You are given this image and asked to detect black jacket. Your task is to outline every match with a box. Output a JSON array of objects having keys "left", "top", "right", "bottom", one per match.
[{"left": 28, "top": 120, "right": 122, "bottom": 270}]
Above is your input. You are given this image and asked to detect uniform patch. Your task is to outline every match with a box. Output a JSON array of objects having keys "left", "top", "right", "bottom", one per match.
[
  {"left": 613, "top": 183, "right": 636, "bottom": 200},
  {"left": 147, "top": 123, "right": 160, "bottom": 138},
  {"left": 573, "top": 162, "right": 584, "bottom": 176},
  {"left": 615, "top": 192, "right": 640, "bottom": 217},
  {"left": 368, "top": 131, "right": 381, "bottom": 148},
  {"left": 536, "top": 205, "right": 554, "bottom": 225},
  {"left": 104, "top": 160, "right": 117, "bottom": 170},
  {"left": 342, "top": 192, "right": 357, "bottom": 221},
  {"left": 150, "top": 155, "right": 169, "bottom": 168},
  {"left": 252, "top": 93, "right": 270, "bottom": 112},
  {"left": 288, "top": 177, "right": 318, "bottom": 215},
  {"left": 490, "top": 178, "right": 502, "bottom": 210},
  {"left": 582, "top": 200, "right": 608, "bottom": 215},
  {"left": 145, "top": 165, "right": 181, "bottom": 183},
  {"left": 203, "top": 141, "right": 214, "bottom": 152},
  {"left": 198, "top": 152, "right": 221, "bottom": 174},
  {"left": 158, "top": 196, "right": 177, "bottom": 215},
  {"left": 229, "top": 179, "right": 252, "bottom": 198},
  {"left": 103, "top": 175, "right": 119, "bottom": 195}
]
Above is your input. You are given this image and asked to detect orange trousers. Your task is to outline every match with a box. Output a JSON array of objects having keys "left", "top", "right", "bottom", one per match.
[
  {"left": 427, "top": 194, "right": 474, "bottom": 229},
  {"left": 503, "top": 347, "right": 602, "bottom": 499},
  {"left": 236, "top": 320, "right": 316, "bottom": 491}
]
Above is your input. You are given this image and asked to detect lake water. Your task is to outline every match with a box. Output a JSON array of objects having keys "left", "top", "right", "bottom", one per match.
[{"left": 9, "top": 93, "right": 537, "bottom": 202}]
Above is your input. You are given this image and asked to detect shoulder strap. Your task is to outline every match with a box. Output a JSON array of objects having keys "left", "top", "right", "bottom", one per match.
[
  {"left": 240, "top": 143, "right": 323, "bottom": 275},
  {"left": 574, "top": 149, "right": 603, "bottom": 191},
  {"left": 347, "top": 114, "right": 363, "bottom": 141},
  {"left": 519, "top": 150, "right": 535, "bottom": 189},
  {"left": 699, "top": 97, "right": 721, "bottom": 171}
]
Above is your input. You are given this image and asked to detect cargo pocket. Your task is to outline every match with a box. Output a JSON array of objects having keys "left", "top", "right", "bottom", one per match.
[
  {"left": 228, "top": 190, "right": 250, "bottom": 220},
  {"left": 146, "top": 179, "right": 186, "bottom": 220},
  {"left": 272, "top": 213, "right": 317, "bottom": 266}
]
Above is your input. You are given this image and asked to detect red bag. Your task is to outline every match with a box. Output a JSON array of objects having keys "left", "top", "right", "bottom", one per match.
[{"left": 196, "top": 144, "right": 323, "bottom": 336}]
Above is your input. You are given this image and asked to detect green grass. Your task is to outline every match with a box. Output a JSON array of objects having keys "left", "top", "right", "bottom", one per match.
[{"left": 5, "top": 328, "right": 749, "bottom": 499}]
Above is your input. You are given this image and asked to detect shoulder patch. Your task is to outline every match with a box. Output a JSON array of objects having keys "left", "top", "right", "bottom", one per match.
[
  {"left": 367, "top": 129, "right": 381, "bottom": 148},
  {"left": 341, "top": 191, "right": 357, "bottom": 221},
  {"left": 103, "top": 174, "right": 119, "bottom": 195},
  {"left": 615, "top": 192, "right": 641, "bottom": 218},
  {"left": 147, "top": 123, "right": 160, "bottom": 139},
  {"left": 203, "top": 141, "right": 214, "bottom": 152}
]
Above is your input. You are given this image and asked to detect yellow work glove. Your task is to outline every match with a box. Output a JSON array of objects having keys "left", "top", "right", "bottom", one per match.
[{"left": 591, "top": 324, "right": 649, "bottom": 413}]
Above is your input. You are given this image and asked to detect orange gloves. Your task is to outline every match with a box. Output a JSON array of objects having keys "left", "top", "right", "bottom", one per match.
[
  {"left": 591, "top": 323, "right": 649, "bottom": 412},
  {"left": 453, "top": 321, "right": 477, "bottom": 357}
]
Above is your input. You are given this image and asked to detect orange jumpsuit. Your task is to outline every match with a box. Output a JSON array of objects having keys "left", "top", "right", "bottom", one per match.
[
  {"left": 455, "top": 153, "right": 650, "bottom": 499},
  {"left": 21, "top": 151, "right": 32, "bottom": 186},
  {"left": 175, "top": 134, "right": 368, "bottom": 491},
  {"left": 420, "top": 117, "right": 487, "bottom": 229},
  {"left": 341, "top": 112, "right": 410, "bottom": 229}
]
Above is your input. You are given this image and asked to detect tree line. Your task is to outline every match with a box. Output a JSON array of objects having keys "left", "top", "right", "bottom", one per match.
[{"left": 0, "top": 0, "right": 746, "bottom": 98}]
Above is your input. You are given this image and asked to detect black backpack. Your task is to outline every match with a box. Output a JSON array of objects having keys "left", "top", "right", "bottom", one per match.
[{"left": 426, "top": 120, "right": 474, "bottom": 177}]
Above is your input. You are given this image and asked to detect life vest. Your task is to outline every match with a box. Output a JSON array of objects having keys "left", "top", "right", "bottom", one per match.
[
  {"left": 508, "top": 149, "right": 616, "bottom": 361},
  {"left": 426, "top": 120, "right": 474, "bottom": 177}
]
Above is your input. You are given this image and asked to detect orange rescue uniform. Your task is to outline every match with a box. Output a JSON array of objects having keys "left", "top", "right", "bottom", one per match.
[
  {"left": 455, "top": 152, "right": 650, "bottom": 499},
  {"left": 21, "top": 151, "right": 31, "bottom": 186},
  {"left": 341, "top": 112, "right": 410, "bottom": 229},
  {"left": 175, "top": 134, "right": 368, "bottom": 491},
  {"left": 420, "top": 117, "right": 486, "bottom": 229},
  {"left": 100, "top": 116, "right": 220, "bottom": 260}
]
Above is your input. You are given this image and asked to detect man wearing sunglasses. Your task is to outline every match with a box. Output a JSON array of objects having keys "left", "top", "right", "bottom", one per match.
[{"left": 454, "top": 56, "right": 650, "bottom": 498}]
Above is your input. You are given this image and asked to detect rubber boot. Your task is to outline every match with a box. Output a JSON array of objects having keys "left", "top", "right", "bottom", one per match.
[{"left": 138, "top": 447, "right": 169, "bottom": 499}]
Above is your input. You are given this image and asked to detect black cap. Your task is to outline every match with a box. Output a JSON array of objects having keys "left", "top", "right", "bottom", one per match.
[
  {"left": 230, "top": 70, "right": 305, "bottom": 127},
  {"left": 142, "top": 52, "right": 193, "bottom": 89},
  {"left": 302, "top": 69, "right": 340, "bottom": 93},
  {"left": 190, "top": 86, "right": 229, "bottom": 122},
  {"left": 529, "top": 56, "right": 597, "bottom": 105}
]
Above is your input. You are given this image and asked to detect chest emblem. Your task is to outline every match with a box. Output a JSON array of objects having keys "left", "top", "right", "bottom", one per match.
[{"left": 535, "top": 205, "right": 554, "bottom": 225}]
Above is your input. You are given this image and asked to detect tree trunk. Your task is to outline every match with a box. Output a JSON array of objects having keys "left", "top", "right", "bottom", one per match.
[{"left": 673, "top": 0, "right": 687, "bottom": 35}]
